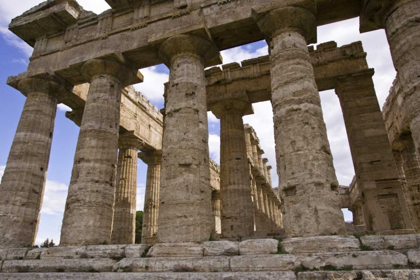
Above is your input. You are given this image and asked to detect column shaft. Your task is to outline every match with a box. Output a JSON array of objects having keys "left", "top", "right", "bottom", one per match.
[
  {"left": 157, "top": 35, "right": 218, "bottom": 243},
  {"left": 111, "top": 148, "right": 138, "bottom": 244},
  {"left": 257, "top": 6, "right": 346, "bottom": 237},
  {"left": 218, "top": 106, "right": 253, "bottom": 238},
  {"left": 384, "top": 0, "right": 420, "bottom": 160},
  {"left": 0, "top": 79, "right": 58, "bottom": 248},
  {"left": 141, "top": 154, "right": 161, "bottom": 245},
  {"left": 336, "top": 72, "right": 412, "bottom": 232},
  {"left": 61, "top": 59, "right": 139, "bottom": 245}
]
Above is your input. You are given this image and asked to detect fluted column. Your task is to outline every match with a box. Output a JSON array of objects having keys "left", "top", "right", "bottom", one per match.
[
  {"left": 139, "top": 150, "right": 161, "bottom": 245},
  {"left": 267, "top": 166, "right": 273, "bottom": 186},
  {"left": 363, "top": 0, "right": 420, "bottom": 159},
  {"left": 397, "top": 137, "right": 420, "bottom": 231},
  {"left": 0, "top": 77, "right": 65, "bottom": 248},
  {"left": 255, "top": 2, "right": 346, "bottom": 237},
  {"left": 157, "top": 34, "right": 220, "bottom": 243},
  {"left": 211, "top": 99, "right": 254, "bottom": 239},
  {"left": 111, "top": 133, "right": 143, "bottom": 244},
  {"left": 61, "top": 59, "right": 140, "bottom": 246},
  {"left": 336, "top": 70, "right": 412, "bottom": 232}
]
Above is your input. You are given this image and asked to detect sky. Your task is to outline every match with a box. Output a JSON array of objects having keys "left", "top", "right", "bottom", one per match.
[{"left": 0, "top": 0, "right": 396, "bottom": 245}]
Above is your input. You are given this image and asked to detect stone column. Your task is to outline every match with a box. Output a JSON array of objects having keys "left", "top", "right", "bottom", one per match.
[
  {"left": 111, "top": 133, "right": 143, "bottom": 245},
  {"left": 255, "top": 3, "right": 346, "bottom": 237},
  {"left": 397, "top": 137, "right": 420, "bottom": 231},
  {"left": 0, "top": 77, "right": 64, "bottom": 248},
  {"left": 157, "top": 35, "right": 220, "bottom": 243},
  {"left": 262, "top": 158, "right": 269, "bottom": 180},
  {"left": 257, "top": 148, "right": 265, "bottom": 175},
  {"left": 211, "top": 99, "right": 254, "bottom": 239},
  {"left": 363, "top": 0, "right": 420, "bottom": 159},
  {"left": 336, "top": 70, "right": 413, "bottom": 232},
  {"left": 139, "top": 150, "right": 162, "bottom": 245},
  {"left": 61, "top": 59, "right": 140, "bottom": 246},
  {"left": 267, "top": 166, "right": 273, "bottom": 186}
]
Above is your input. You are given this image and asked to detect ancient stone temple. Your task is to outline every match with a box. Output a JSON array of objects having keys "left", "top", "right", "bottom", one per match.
[{"left": 0, "top": 0, "right": 419, "bottom": 279}]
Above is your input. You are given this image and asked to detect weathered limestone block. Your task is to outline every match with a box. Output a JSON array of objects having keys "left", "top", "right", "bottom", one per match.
[
  {"left": 6, "top": 248, "right": 31, "bottom": 260},
  {"left": 282, "top": 236, "right": 360, "bottom": 254},
  {"left": 299, "top": 270, "right": 420, "bottom": 280},
  {"left": 25, "top": 248, "right": 44, "bottom": 260},
  {"left": 211, "top": 98, "right": 254, "bottom": 239},
  {"left": 40, "top": 246, "right": 86, "bottom": 259},
  {"left": 0, "top": 249, "right": 7, "bottom": 260},
  {"left": 84, "top": 245, "right": 127, "bottom": 259},
  {"left": 362, "top": 270, "right": 420, "bottom": 280},
  {"left": 300, "top": 251, "right": 408, "bottom": 270},
  {"left": 147, "top": 243, "right": 204, "bottom": 258},
  {"left": 254, "top": 3, "right": 346, "bottom": 237},
  {"left": 0, "top": 77, "right": 66, "bottom": 248},
  {"left": 0, "top": 272, "right": 298, "bottom": 280},
  {"left": 230, "top": 254, "right": 299, "bottom": 272},
  {"left": 2, "top": 258, "right": 116, "bottom": 273},
  {"left": 407, "top": 249, "right": 420, "bottom": 267},
  {"left": 298, "top": 271, "right": 359, "bottom": 280},
  {"left": 111, "top": 133, "right": 143, "bottom": 245},
  {"left": 157, "top": 35, "right": 220, "bottom": 243},
  {"left": 124, "top": 244, "right": 150, "bottom": 258},
  {"left": 113, "top": 257, "right": 230, "bottom": 273},
  {"left": 360, "top": 235, "right": 419, "bottom": 250},
  {"left": 60, "top": 59, "right": 141, "bottom": 246},
  {"left": 239, "top": 239, "right": 278, "bottom": 255},
  {"left": 139, "top": 150, "right": 162, "bottom": 245},
  {"left": 203, "top": 241, "right": 239, "bottom": 256}
]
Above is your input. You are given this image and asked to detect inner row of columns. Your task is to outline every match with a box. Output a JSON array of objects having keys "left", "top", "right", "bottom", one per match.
[{"left": 0, "top": 0, "right": 419, "bottom": 247}]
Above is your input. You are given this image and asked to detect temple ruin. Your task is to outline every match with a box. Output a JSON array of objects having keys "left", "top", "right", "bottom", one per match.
[{"left": 0, "top": 0, "right": 419, "bottom": 279}]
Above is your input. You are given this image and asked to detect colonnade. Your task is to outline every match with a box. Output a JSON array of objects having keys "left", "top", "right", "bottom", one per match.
[{"left": 1, "top": 0, "right": 419, "bottom": 248}]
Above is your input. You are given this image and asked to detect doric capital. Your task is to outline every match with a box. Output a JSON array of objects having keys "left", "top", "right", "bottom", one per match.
[
  {"left": 253, "top": 1, "right": 317, "bottom": 44},
  {"left": 118, "top": 131, "right": 144, "bottom": 150},
  {"left": 16, "top": 75, "right": 71, "bottom": 100},
  {"left": 360, "top": 0, "right": 410, "bottom": 32},
  {"left": 138, "top": 150, "right": 162, "bottom": 165},
  {"left": 210, "top": 98, "right": 253, "bottom": 119},
  {"left": 267, "top": 166, "right": 273, "bottom": 171},
  {"left": 263, "top": 158, "right": 269, "bottom": 164},
  {"left": 159, "top": 34, "right": 221, "bottom": 67},
  {"left": 81, "top": 58, "right": 142, "bottom": 87}
]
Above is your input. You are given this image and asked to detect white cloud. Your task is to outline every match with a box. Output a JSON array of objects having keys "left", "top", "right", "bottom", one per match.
[
  {"left": 41, "top": 180, "right": 68, "bottom": 215},
  {"left": 11, "top": 58, "right": 28, "bottom": 65},
  {"left": 209, "top": 134, "right": 221, "bottom": 164},
  {"left": 221, "top": 45, "right": 268, "bottom": 65},
  {"left": 134, "top": 66, "right": 169, "bottom": 104},
  {"left": 57, "top": 104, "right": 71, "bottom": 112},
  {"left": 136, "top": 183, "right": 146, "bottom": 211}
]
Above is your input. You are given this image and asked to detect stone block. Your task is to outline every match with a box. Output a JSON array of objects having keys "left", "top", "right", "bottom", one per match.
[
  {"left": 282, "top": 236, "right": 360, "bottom": 253},
  {"left": 407, "top": 249, "right": 420, "bottom": 267},
  {"left": 365, "top": 270, "right": 420, "bottom": 279},
  {"left": 40, "top": 246, "right": 87, "bottom": 259},
  {"left": 230, "top": 255, "right": 299, "bottom": 272},
  {"left": 297, "top": 271, "right": 359, "bottom": 280},
  {"left": 26, "top": 248, "right": 44, "bottom": 259},
  {"left": 125, "top": 244, "right": 150, "bottom": 258},
  {"left": 203, "top": 241, "right": 239, "bottom": 256},
  {"left": 146, "top": 243, "right": 204, "bottom": 257},
  {"left": 113, "top": 257, "right": 230, "bottom": 273},
  {"left": 0, "top": 272, "right": 298, "bottom": 279},
  {"left": 239, "top": 239, "right": 278, "bottom": 255},
  {"left": 6, "top": 248, "right": 31, "bottom": 260},
  {"left": 85, "top": 245, "right": 127, "bottom": 259},
  {"left": 361, "top": 235, "right": 419, "bottom": 250},
  {"left": 300, "top": 250, "right": 407, "bottom": 270},
  {"left": 0, "top": 249, "right": 7, "bottom": 260},
  {"left": 2, "top": 258, "right": 116, "bottom": 273}
]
